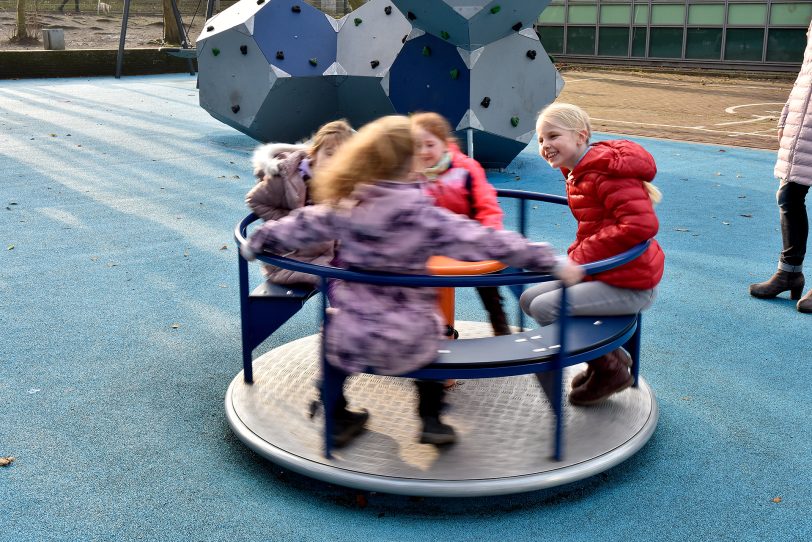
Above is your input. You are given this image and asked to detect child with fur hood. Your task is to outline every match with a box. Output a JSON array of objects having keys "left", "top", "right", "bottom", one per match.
[{"left": 246, "top": 120, "right": 354, "bottom": 287}]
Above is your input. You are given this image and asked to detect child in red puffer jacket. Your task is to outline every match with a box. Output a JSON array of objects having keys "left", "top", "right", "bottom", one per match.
[
  {"left": 520, "top": 103, "right": 665, "bottom": 407},
  {"left": 411, "top": 112, "right": 511, "bottom": 336}
]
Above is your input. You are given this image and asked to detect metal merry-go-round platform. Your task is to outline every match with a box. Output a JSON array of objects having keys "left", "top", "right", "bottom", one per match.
[
  {"left": 229, "top": 189, "right": 659, "bottom": 497},
  {"left": 226, "top": 321, "right": 658, "bottom": 497}
]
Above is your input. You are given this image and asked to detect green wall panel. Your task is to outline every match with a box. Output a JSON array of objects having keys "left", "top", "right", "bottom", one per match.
[
  {"left": 770, "top": 3, "right": 812, "bottom": 26},
  {"left": 598, "top": 27, "right": 630, "bottom": 55},
  {"left": 538, "top": 26, "right": 565, "bottom": 54},
  {"left": 567, "top": 26, "right": 597, "bottom": 55},
  {"left": 685, "top": 28, "right": 723, "bottom": 59},
  {"left": 632, "top": 26, "right": 647, "bottom": 56},
  {"left": 649, "top": 27, "right": 684, "bottom": 57},
  {"left": 767, "top": 28, "right": 807, "bottom": 62},
  {"left": 727, "top": 4, "right": 767, "bottom": 26},
  {"left": 651, "top": 4, "right": 685, "bottom": 25},
  {"left": 539, "top": 6, "right": 566, "bottom": 25},
  {"left": 569, "top": 5, "right": 598, "bottom": 25},
  {"left": 725, "top": 28, "right": 765, "bottom": 60},
  {"left": 688, "top": 4, "right": 725, "bottom": 26},
  {"left": 601, "top": 5, "right": 631, "bottom": 25},
  {"left": 634, "top": 5, "right": 648, "bottom": 25}
]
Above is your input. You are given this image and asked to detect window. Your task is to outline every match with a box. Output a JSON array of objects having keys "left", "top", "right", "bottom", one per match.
[
  {"left": 766, "top": 28, "right": 807, "bottom": 62},
  {"left": 538, "top": 26, "right": 565, "bottom": 54},
  {"left": 567, "top": 26, "right": 597, "bottom": 55},
  {"left": 649, "top": 27, "right": 684, "bottom": 58},
  {"left": 688, "top": 4, "right": 725, "bottom": 26},
  {"left": 598, "top": 27, "right": 631, "bottom": 56},
  {"left": 686, "top": 28, "right": 723, "bottom": 60},
  {"left": 725, "top": 28, "right": 765, "bottom": 61}
]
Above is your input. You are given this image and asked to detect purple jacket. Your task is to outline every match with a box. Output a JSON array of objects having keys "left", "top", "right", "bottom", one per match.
[{"left": 248, "top": 181, "right": 560, "bottom": 375}]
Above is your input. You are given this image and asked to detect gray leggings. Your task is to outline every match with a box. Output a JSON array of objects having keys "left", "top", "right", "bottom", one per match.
[{"left": 520, "top": 280, "right": 656, "bottom": 326}]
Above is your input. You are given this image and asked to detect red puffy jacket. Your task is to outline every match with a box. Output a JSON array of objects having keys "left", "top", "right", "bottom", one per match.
[
  {"left": 562, "top": 140, "right": 664, "bottom": 290},
  {"left": 423, "top": 143, "right": 504, "bottom": 229}
]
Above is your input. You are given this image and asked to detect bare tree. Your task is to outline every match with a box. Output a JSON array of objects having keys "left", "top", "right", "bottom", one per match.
[
  {"left": 163, "top": 0, "right": 183, "bottom": 45},
  {"left": 15, "top": 0, "right": 30, "bottom": 40}
]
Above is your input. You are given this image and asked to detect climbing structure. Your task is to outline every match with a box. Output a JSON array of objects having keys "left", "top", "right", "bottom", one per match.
[{"left": 197, "top": 0, "right": 561, "bottom": 167}]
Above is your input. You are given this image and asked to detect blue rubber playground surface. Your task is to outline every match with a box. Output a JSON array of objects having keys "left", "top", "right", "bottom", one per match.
[{"left": 1, "top": 74, "right": 809, "bottom": 541}]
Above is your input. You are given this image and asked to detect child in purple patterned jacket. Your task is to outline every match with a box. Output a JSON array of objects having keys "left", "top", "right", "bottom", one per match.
[{"left": 241, "top": 115, "right": 583, "bottom": 448}]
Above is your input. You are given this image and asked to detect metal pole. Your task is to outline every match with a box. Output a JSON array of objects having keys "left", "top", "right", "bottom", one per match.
[
  {"left": 169, "top": 0, "right": 196, "bottom": 75},
  {"left": 115, "top": 0, "right": 132, "bottom": 78},
  {"left": 466, "top": 127, "right": 474, "bottom": 157},
  {"left": 206, "top": 0, "right": 215, "bottom": 19}
]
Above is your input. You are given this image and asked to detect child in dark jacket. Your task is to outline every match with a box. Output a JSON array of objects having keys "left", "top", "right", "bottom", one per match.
[
  {"left": 411, "top": 112, "right": 512, "bottom": 336},
  {"left": 242, "top": 115, "right": 583, "bottom": 448},
  {"left": 521, "top": 103, "right": 664, "bottom": 406}
]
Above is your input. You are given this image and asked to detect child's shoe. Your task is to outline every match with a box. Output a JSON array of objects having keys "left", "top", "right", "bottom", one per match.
[
  {"left": 331, "top": 407, "right": 369, "bottom": 448},
  {"left": 570, "top": 348, "right": 633, "bottom": 390},
  {"left": 568, "top": 348, "right": 634, "bottom": 406},
  {"left": 419, "top": 416, "right": 457, "bottom": 445}
]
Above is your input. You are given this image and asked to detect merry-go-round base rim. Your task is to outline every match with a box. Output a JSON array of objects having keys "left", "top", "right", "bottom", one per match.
[{"left": 225, "top": 321, "right": 659, "bottom": 497}]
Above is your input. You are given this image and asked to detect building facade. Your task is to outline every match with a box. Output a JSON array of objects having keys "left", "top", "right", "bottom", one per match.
[{"left": 537, "top": 0, "right": 812, "bottom": 70}]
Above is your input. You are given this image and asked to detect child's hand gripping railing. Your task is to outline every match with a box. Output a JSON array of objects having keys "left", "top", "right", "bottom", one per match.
[{"left": 235, "top": 192, "right": 650, "bottom": 460}]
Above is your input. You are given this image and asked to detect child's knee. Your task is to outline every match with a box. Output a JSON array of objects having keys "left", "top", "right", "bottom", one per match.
[{"left": 527, "top": 295, "right": 559, "bottom": 326}]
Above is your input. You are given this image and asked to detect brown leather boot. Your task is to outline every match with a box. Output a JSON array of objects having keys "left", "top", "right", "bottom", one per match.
[
  {"left": 570, "top": 349, "right": 633, "bottom": 389},
  {"left": 569, "top": 348, "right": 634, "bottom": 406},
  {"left": 798, "top": 290, "right": 812, "bottom": 313},
  {"left": 750, "top": 270, "right": 805, "bottom": 300}
]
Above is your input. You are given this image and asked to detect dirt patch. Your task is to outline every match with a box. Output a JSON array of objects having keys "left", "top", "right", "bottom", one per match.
[{"left": 0, "top": 11, "right": 203, "bottom": 50}]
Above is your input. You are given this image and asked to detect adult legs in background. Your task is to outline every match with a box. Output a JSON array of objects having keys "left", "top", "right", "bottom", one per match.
[
  {"left": 520, "top": 281, "right": 655, "bottom": 405},
  {"left": 750, "top": 181, "right": 810, "bottom": 310}
]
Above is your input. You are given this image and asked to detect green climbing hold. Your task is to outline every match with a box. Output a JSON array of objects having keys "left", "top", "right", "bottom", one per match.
[
  {"left": 212, "top": 48, "right": 220, "bottom": 56},
  {"left": 440, "top": 30, "right": 449, "bottom": 40},
  {"left": 510, "top": 116, "right": 520, "bottom": 127},
  {"left": 490, "top": 5, "right": 501, "bottom": 14},
  {"left": 422, "top": 46, "right": 431, "bottom": 56},
  {"left": 450, "top": 68, "right": 459, "bottom": 80},
  {"left": 309, "top": 58, "right": 318, "bottom": 66},
  {"left": 354, "top": 18, "right": 362, "bottom": 26}
]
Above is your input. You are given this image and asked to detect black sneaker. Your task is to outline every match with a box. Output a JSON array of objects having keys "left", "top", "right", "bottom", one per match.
[
  {"left": 419, "top": 416, "right": 457, "bottom": 445},
  {"left": 331, "top": 408, "right": 369, "bottom": 448}
]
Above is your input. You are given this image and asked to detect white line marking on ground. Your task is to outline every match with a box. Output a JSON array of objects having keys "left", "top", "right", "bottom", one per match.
[
  {"left": 724, "top": 103, "right": 785, "bottom": 114},
  {"left": 563, "top": 75, "right": 788, "bottom": 92},
  {"left": 590, "top": 117, "right": 774, "bottom": 138}
]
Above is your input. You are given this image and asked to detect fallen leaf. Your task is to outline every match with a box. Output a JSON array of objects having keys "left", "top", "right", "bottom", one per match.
[
  {"left": 7, "top": 244, "right": 14, "bottom": 250},
  {"left": 0, "top": 457, "right": 15, "bottom": 467},
  {"left": 90, "top": 256, "right": 99, "bottom": 261},
  {"left": 740, "top": 214, "right": 752, "bottom": 218},
  {"left": 718, "top": 149, "right": 726, "bottom": 152},
  {"left": 715, "top": 172, "right": 722, "bottom": 176},
  {"left": 675, "top": 228, "right": 690, "bottom": 232},
  {"left": 355, "top": 494, "right": 368, "bottom": 508},
  {"left": 183, "top": 250, "right": 189, "bottom": 257},
  {"left": 738, "top": 195, "right": 746, "bottom": 199},
  {"left": 220, "top": 244, "right": 228, "bottom": 250},
  {"left": 681, "top": 396, "right": 691, "bottom": 401},
  {"left": 170, "top": 323, "right": 181, "bottom": 329},
  {"left": 772, "top": 497, "right": 782, "bottom": 503},
  {"left": 722, "top": 222, "right": 730, "bottom": 226}
]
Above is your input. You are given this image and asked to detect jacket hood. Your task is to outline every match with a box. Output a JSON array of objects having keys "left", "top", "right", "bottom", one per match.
[{"left": 570, "top": 140, "right": 657, "bottom": 182}]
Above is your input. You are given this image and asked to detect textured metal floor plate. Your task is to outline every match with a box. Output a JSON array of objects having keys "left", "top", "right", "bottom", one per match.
[{"left": 226, "top": 322, "right": 658, "bottom": 496}]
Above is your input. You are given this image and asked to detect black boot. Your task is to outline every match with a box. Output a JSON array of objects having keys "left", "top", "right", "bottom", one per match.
[
  {"left": 750, "top": 270, "right": 805, "bottom": 300},
  {"left": 477, "top": 287, "right": 511, "bottom": 335},
  {"left": 415, "top": 380, "right": 456, "bottom": 445},
  {"left": 314, "top": 379, "right": 368, "bottom": 449}
]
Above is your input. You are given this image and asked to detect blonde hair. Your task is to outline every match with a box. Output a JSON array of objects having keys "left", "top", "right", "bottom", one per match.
[
  {"left": 410, "top": 111, "right": 458, "bottom": 146},
  {"left": 311, "top": 115, "right": 415, "bottom": 203},
  {"left": 537, "top": 103, "right": 662, "bottom": 204},
  {"left": 537, "top": 102, "right": 592, "bottom": 142},
  {"left": 309, "top": 119, "right": 353, "bottom": 159}
]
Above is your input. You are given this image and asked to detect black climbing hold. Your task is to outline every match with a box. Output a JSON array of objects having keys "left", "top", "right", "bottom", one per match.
[
  {"left": 370, "top": 60, "right": 380, "bottom": 69},
  {"left": 240, "top": 45, "right": 248, "bottom": 55},
  {"left": 402, "top": 35, "right": 408, "bottom": 44},
  {"left": 232, "top": 105, "right": 240, "bottom": 114},
  {"left": 512, "top": 22, "right": 522, "bottom": 31},
  {"left": 309, "top": 58, "right": 318, "bottom": 66},
  {"left": 407, "top": 11, "right": 416, "bottom": 20},
  {"left": 276, "top": 51, "right": 284, "bottom": 60},
  {"left": 481, "top": 97, "right": 491, "bottom": 108},
  {"left": 354, "top": 18, "right": 362, "bottom": 26},
  {"left": 206, "top": 25, "right": 214, "bottom": 32},
  {"left": 291, "top": 5, "right": 301, "bottom": 13},
  {"left": 256, "top": 0, "right": 264, "bottom": 4},
  {"left": 526, "top": 49, "right": 537, "bottom": 60},
  {"left": 384, "top": 6, "right": 392, "bottom": 15}
]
